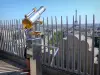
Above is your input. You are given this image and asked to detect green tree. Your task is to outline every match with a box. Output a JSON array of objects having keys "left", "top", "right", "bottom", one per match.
[{"left": 49, "top": 31, "right": 63, "bottom": 45}]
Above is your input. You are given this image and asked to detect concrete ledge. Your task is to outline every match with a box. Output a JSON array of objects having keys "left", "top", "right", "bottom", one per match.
[
  {"left": 42, "top": 64, "right": 78, "bottom": 75},
  {"left": 0, "top": 50, "right": 27, "bottom": 69}
]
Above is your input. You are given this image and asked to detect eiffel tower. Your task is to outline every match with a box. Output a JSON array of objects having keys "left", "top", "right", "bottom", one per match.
[
  {"left": 69, "top": 10, "right": 79, "bottom": 31},
  {"left": 74, "top": 10, "right": 78, "bottom": 27}
]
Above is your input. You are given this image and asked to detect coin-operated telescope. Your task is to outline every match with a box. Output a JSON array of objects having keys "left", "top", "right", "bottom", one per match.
[
  {"left": 22, "top": 6, "right": 46, "bottom": 75},
  {"left": 22, "top": 6, "right": 46, "bottom": 36}
]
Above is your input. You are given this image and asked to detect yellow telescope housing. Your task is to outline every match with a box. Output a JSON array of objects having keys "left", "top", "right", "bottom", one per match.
[{"left": 22, "top": 6, "right": 46, "bottom": 29}]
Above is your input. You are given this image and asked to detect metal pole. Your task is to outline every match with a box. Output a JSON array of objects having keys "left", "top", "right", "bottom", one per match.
[
  {"left": 32, "top": 38, "right": 42, "bottom": 75},
  {"left": 25, "top": 31, "right": 42, "bottom": 75},
  {"left": 97, "top": 37, "right": 100, "bottom": 75}
]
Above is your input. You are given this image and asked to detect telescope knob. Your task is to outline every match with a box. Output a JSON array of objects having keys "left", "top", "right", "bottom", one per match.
[
  {"left": 30, "top": 31, "right": 41, "bottom": 36},
  {"left": 39, "top": 21, "right": 43, "bottom": 24},
  {"left": 35, "top": 20, "right": 43, "bottom": 25},
  {"left": 33, "top": 7, "right": 37, "bottom": 12}
]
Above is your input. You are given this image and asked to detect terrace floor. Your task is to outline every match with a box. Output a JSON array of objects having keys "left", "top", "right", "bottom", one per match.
[
  {"left": 0, "top": 57, "right": 27, "bottom": 75},
  {"left": 0, "top": 50, "right": 74, "bottom": 75}
]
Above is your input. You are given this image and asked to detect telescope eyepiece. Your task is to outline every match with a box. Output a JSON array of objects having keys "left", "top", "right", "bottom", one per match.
[{"left": 25, "top": 15, "right": 27, "bottom": 18}]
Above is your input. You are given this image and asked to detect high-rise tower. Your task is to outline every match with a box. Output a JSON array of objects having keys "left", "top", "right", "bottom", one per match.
[{"left": 75, "top": 10, "right": 78, "bottom": 25}]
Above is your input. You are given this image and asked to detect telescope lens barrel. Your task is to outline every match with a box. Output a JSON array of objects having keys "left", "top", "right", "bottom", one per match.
[
  {"left": 22, "top": 6, "right": 46, "bottom": 29},
  {"left": 29, "top": 6, "right": 46, "bottom": 23},
  {"left": 25, "top": 11, "right": 34, "bottom": 18}
]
